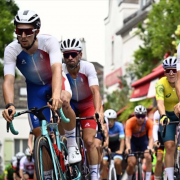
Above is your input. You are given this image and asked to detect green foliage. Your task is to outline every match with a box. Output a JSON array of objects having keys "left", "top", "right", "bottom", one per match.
[
  {"left": 119, "top": 98, "right": 153, "bottom": 122},
  {"left": 128, "top": 0, "right": 180, "bottom": 79},
  {"left": 104, "top": 75, "right": 130, "bottom": 112}
]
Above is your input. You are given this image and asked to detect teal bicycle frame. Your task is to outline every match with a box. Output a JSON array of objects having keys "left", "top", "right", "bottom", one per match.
[{"left": 7, "top": 107, "right": 81, "bottom": 180}]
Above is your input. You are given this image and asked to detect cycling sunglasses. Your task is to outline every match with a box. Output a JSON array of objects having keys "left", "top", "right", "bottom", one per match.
[
  {"left": 136, "top": 114, "right": 146, "bottom": 118},
  {"left": 15, "top": 28, "right": 37, "bottom": 37},
  {"left": 63, "top": 51, "right": 79, "bottom": 59},
  {"left": 165, "top": 69, "right": 177, "bottom": 74}
]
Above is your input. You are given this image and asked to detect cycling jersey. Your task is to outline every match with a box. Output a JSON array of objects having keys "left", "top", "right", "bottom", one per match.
[
  {"left": 4, "top": 164, "right": 14, "bottom": 180},
  {"left": 63, "top": 61, "right": 99, "bottom": 129},
  {"left": 155, "top": 77, "right": 178, "bottom": 111},
  {"left": 4, "top": 34, "right": 71, "bottom": 129},
  {"left": 20, "top": 156, "right": 34, "bottom": 175},
  {"left": 109, "top": 121, "right": 125, "bottom": 152},
  {"left": 125, "top": 116, "right": 153, "bottom": 138}
]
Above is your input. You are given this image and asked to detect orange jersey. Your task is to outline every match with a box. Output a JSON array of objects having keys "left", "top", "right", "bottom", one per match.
[{"left": 125, "top": 116, "right": 153, "bottom": 138}]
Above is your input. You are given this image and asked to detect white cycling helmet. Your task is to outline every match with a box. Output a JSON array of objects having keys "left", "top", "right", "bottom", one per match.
[
  {"left": 60, "top": 38, "right": 82, "bottom": 52},
  {"left": 14, "top": 10, "right": 41, "bottom": 29},
  {"left": 11, "top": 156, "right": 17, "bottom": 164},
  {"left": 134, "top": 105, "right": 147, "bottom": 115},
  {"left": 163, "top": 56, "right": 177, "bottom": 69},
  {"left": 16, "top": 152, "right": 25, "bottom": 159},
  {"left": 25, "top": 147, "right": 31, "bottom": 156},
  {"left": 104, "top": 109, "right": 117, "bottom": 119}
]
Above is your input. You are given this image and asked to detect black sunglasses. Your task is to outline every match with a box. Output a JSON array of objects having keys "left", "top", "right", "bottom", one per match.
[
  {"left": 63, "top": 51, "right": 79, "bottom": 59},
  {"left": 165, "top": 69, "right": 177, "bottom": 74},
  {"left": 15, "top": 28, "right": 37, "bottom": 37},
  {"left": 136, "top": 114, "right": 146, "bottom": 118}
]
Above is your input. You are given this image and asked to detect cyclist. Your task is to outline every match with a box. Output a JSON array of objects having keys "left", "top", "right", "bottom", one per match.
[
  {"left": 2, "top": 9, "right": 81, "bottom": 171},
  {"left": 155, "top": 56, "right": 178, "bottom": 180},
  {"left": 124, "top": 105, "right": 153, "bottom": 180},
  {"left": 101, "top": 109, "right": 125, "bottom": 180},
  {"left": 13, "top": 152, "right": 25, "bottom": 180},
  {"left": 153, "top": 109, "right": 165, "bottom": 180},
  {"left": 4, "top": 156, "right": 16, "bottom": 180},
  {"left": 60, "top": 38, "right": 103, "bottom": 180},
  {"left": 19, "top": 148, "right": 34, "bottom": 180},
  {"left": 28, "top": 130, "right": 34, "bottom": 155}
]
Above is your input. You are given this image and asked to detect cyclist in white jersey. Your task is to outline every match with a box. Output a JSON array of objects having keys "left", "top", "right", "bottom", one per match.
[
  {"left": 153, "top": 110, "right": 165, "bottom": 180},
  {"left": 2, "top": 10, "right": 81, "bottom": 179},
  {"left": 61, "top": 38, "right": 103, "bottom": 180}
]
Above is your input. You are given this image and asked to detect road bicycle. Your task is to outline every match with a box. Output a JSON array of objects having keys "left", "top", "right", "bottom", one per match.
[
  {"left": 7, "top": 102, "right": 81, "bottom": 180},
  {"left": 75, "top": 113, "right": 105, "bottom": 180},
  {"left": 162, "top": 119, "right": 180, "bottom": 180},
  {"left": 125, "top": 150, "right": 153, "bottom": 180}
]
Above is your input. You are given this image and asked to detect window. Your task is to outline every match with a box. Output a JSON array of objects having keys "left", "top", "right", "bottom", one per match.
[{"left": 14, "top": 139, "right": 28, "bottom": 154}]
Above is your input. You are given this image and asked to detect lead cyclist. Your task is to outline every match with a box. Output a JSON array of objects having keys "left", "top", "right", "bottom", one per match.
[{"left": 2, "top": 10, "right": 81, "bottom": 179}]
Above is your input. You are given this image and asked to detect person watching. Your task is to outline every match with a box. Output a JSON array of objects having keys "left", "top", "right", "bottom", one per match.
[
  {"left": 2, "top": 10, "right": 81, "bottom": 179},
  {"left": 124, "top": 105, "right": 153, "bottom": 180},
  {"left": 60, "top": 38, "right": 103, "bottom": 180},
  {"left": 156, "top": 56, "right": 178, "bottom": 180},
  {"left": 101, "top": 109, "right": 125, "bottom": 180}
]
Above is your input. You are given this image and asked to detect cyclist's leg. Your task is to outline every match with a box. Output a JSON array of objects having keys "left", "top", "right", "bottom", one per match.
[
  {"left": 154, "top": 132, "right": 164, "bottom": 180},
  {"left": 101, "top": 155, "right": 109, "bottom": 179},
  {"left": 60, "top": 74, "right": 81, "bottom": 164},
  {"left": 160, "top": 111, "right": 177, "bottom": 180},
  {"left": 114, "top": 154, "right": 123, "bottom": 180},
  {"left": 27, "top": 82, "right": 52, "bottom": 180}
]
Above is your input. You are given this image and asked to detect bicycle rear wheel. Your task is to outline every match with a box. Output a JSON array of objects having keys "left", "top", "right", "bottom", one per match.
[{"left": 34, "top": 136, "right": 62, "bottom": 180}]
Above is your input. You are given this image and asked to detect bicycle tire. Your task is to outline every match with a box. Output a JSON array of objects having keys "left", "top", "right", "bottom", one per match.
[
  {"left": 138, "top": 163, "right": 143, "bottom": 180},
  {"left": 109, "top": 167, "right": 117, "bottom": 180},
  {"left": 34, "top": 136, "right": 62, "bottom": 180}
]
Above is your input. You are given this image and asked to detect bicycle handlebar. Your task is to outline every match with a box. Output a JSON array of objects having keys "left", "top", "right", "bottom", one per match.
[
  {"left": 162, "top": 117, "right": 168, "bottom": 138},
  {"left": 7, "top": 102, "right": 70, "bottom": 135}
]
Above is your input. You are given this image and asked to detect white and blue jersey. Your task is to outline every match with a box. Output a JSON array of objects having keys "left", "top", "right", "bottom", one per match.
[
  {"left": 4, "top": 34, "right": 70, "bottom": 129},
  {"left": 109, "top": 121, "right": 125, "bottom": 152}
]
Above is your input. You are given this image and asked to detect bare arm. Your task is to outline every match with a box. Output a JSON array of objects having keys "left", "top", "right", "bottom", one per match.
[
  {"left": 19, "top": 169, "right": 23, "bottom": 179},
  {"left": 103, "top": 123, "right": 109, "bottom": 147},
  {"left": 51, "top": 63, "right": 63, "bottom": 110},
  {"left": 148, "top": 136, "right": 154, "bottom": 149},
  {"left": 119, "top": 138, "right": 125, "bottom": 154},
  {"left": 90, "top": 85, "right": 102, "bottom": 122},
  {"left": 125, "top": 136, "right": 131, "bottom": 150},
  {"left": 28, "top": 134, "right": 34, "bottom": 154},
  {"left": 176, "top": 71, "right": 180, "bottom": 101},
  {"left": 157, "top": 99, "right": 166, "bottom": 116}
]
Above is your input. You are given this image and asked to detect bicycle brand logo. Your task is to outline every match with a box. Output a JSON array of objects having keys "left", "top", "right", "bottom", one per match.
[{"left": 165, "top": 93, "right": 171, "bottom": 98}]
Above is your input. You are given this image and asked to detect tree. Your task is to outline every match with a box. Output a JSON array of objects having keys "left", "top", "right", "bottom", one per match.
[
  {"left": 127, "top": 0, "right": 180, "bottom": 80},
  {"left": 0, "top": 0, "right": 19, "bottom": 77}
]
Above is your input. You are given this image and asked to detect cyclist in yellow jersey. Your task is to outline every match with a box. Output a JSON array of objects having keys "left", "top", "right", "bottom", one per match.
[{"left": 155, "top": 56, "right": 178, "bottom": 180}]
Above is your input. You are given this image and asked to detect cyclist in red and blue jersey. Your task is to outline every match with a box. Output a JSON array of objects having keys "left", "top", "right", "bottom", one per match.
[
  {"left": 101, "top": 109, "right": 125, "bottom": 180},
  {"left": 2, "top": 10, "right": 81, "bottom": 176},
  {"left": 60, "top": 38, "right": 103, "bottom": 180}
]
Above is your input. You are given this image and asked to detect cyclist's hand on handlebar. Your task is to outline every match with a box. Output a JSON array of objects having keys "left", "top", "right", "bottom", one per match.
[
  {"left": 94, "top": 112, "right": 103, "bottom": 124},
  {"left": 153, "top": 140, "right": 161, "bottom": 148},
  {"left": 160, "top": 115, "right": 170, "bottom": 126},
  {"left": 125, "top": 148, "right": 131, "bottom": 154},
  {"left": 48, "top": 97, "right": 63, "bottom": 111},
  {"left": 2, "top": 106, "right": 16, "bottom": 123},
  {"left": 174, "top": 103, "right": 180, "bottom": 118}
]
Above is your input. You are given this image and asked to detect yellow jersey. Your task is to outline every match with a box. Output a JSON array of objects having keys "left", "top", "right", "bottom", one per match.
[{"left": 155, "top": 77, "right": 178, "bottom": 111}]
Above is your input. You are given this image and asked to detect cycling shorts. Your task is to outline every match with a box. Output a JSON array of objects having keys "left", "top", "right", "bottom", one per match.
[
  {"left": 159, "top": 111, "right": 178, "bottom": 142},
  {"left": 131, "top": 135, "right": 149, "bottom": 152},
  {"left": 103, "top": 152, "right": 123, "bottom": 161},
  {"left": 27, "top": 72, "right": 71, "bottom": 129},
  {"left": 70, "top": 96, "right": 97, "bottom": 129}
]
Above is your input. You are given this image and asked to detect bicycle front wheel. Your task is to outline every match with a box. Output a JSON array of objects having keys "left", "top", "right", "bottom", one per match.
[
  {"left": 138, "top": 163, "right": 143, "bottom": 180},
  {"left": 109, "top": 167, "right": 117, "bottom": 180},
  {"left": 34, "top": 136, "right": 62, "bottom": 180}
]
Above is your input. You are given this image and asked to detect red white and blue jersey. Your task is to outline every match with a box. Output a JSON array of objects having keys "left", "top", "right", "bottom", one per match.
[
  {"left": 4, "top": 34, "right": 62, "bottom": 85},
  {"left": 62, "top": 61, "right": 99, "bottom": 102}
]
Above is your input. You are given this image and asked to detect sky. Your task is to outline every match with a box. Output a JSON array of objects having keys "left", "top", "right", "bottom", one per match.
[{"left": 14, "top": 0, "right": 109, "bottom": 66}]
